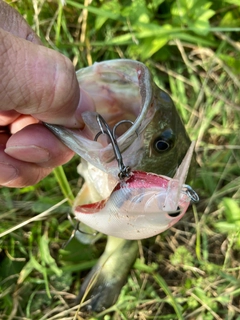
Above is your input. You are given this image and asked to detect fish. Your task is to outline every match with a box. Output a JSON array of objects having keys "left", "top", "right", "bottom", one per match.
[
  {"left": 45, "top": 59, "right": 197, "bottom": 239},
  {"left": 44, "top": 59, "right": 197, "bottom": 311}
]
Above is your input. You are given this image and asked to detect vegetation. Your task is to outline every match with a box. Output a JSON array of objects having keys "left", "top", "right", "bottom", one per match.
[{"left": 1, "top": 0, "right": 240, "bottom": 319}]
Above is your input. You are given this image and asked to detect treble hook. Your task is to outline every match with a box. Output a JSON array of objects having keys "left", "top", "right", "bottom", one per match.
[
  {"left": 63, "top": 214, "right": 97, "bottom": 248},
  {"left": 94, "top": 114, "right": 133, "bottom": 179}
]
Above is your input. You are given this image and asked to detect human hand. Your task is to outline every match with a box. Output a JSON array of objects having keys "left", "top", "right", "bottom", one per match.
[{"left": 0, "top": 1, "right": 94, "bottom": 187}]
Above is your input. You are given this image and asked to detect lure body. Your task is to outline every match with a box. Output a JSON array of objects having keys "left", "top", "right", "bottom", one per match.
[
  {"left": 75, "top": 171, "right": 189, "bottom": 239},
  {"left": 74, "top": 141, "right": 197, "bottom": 240}
]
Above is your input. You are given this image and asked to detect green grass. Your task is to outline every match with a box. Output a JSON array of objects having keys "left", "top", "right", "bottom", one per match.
[{"left": 1, "top": 0, "right": 240, "bottom": 319}]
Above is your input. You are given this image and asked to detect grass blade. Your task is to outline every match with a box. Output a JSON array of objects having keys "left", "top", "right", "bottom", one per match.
[
  {"left": 53, "top": 166, "right": 75, "bottom": 206},
  {"left": 153, "top": 273, "right": 184, "bottom": 320}
]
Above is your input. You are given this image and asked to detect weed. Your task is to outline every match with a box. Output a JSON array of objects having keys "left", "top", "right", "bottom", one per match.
[{"left": 1, "top": 0, "right": 240, "bottom": 319}]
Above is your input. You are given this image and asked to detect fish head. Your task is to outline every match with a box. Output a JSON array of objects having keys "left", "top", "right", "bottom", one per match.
[
  {"left": 45, "top": 59, "right": 191, "bottom": 179},
  {"left": 137, "top": 86, "right": 191, "bottom": 177}
]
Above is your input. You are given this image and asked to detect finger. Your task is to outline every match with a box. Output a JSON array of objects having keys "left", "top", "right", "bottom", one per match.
[
  {"left": 4, "top": 123, "right": 74, "bottom": 168},
  {"left": 0, "top": 28, "right": 94, "bottom": 128},
  {"left": 9, "top": 115, "right": 39, "bottom": 134},
  {"left": 0, "top": 146, "right": 52, "bottom": 187},
  {"left": 0, "top": 110, "right": 21, "bottom": 125},
  {"left": 0, "top": 0, "right": 42, "bottom": 44},
  {"left": 0, "top": 132, "right": 10, "bottom": 146}
]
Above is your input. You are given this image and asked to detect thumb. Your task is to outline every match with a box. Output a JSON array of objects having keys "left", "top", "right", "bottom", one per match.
[{"left": 0, "top": 28, "right": 93, "bottom": 128}]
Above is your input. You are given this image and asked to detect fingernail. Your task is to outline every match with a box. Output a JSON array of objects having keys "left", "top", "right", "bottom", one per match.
[
  {"left": 0, "top": 162, "right": 18, "bottom": 184},
  {"left": 74, "top": 88, "right": 96, "bottom": 125},
  {"left": 5, "top": 145, "right": 50, "bottom": 163}
]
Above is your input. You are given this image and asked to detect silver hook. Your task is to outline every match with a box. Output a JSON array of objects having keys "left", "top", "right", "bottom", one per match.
[
  {"left": 94, "top": 114, "right": 132, "bottom": 179},
  {"left": 63, "top": 214, "right": 97, "bottom": 248},
  {"left": 112, "top": 120, "right": 134, "bottom": 138},
  {"left": 183, "top": 185, "right": 199, "bottom": 203}
]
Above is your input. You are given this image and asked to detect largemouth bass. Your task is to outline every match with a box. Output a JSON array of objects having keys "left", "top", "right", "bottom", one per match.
[
  {"left": 45, "top": 59, "right": 197, "bottom": 311},
  {"left": 46, "top": 59, "right": 197, "bottom": 238}
]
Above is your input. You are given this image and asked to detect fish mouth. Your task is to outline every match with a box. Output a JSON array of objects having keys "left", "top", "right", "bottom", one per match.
[
  {"left": 45, "top": 60, "right": 156, "bottom": 175},
  {"left": 78, "top": 61, "right": 141, "bottom": 138},
  {"left": 76, "top": 60, "right": 155, "bottom": 147}
]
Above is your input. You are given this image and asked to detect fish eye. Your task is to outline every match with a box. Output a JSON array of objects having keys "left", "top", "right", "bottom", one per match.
[
  {"left": 154, "top": 140, "right": 170, "bottom": 151},
  {"left": 153, "top": 129, "right": 175, "bottom": 153},
  {"left": 168, "top": 206, "right": 181, "bottom": 217}
]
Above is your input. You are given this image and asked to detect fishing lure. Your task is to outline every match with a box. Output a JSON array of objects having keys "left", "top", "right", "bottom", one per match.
[{"left": 73, "top": 114, "right": 199, "bottom": 240}]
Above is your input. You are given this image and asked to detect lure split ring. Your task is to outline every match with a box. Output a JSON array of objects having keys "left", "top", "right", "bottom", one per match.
[{"left": 183, "top": 185, "right": 199, "bottom": 203}]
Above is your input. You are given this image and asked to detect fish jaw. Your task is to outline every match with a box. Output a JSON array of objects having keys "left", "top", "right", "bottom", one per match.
[
  {"left": 45, "top": 59, "right": 156, "bottom": 178},
  {"left": 74, "top": 170, "right": 191, "bottom": 240}
]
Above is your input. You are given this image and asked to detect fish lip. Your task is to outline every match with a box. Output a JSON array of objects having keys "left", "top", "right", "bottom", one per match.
[
  {"left": 77, "top": 59, "right": 155, "bottom": 148},
  {"left": 44, "top": 59, "right": 157, "bottom": 175}
]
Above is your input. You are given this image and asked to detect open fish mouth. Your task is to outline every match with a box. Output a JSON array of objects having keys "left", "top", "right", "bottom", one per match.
[
  {"left": 76, "top": 59, "right": 146, "bottom": 129},
  {"left": 45, "top": 59, "right": 156, "bottom": 177}
]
